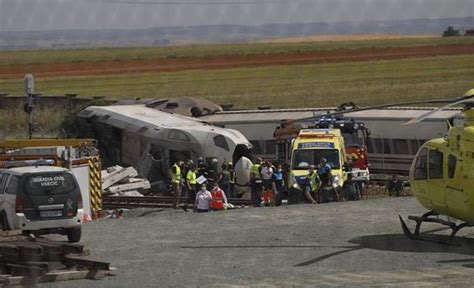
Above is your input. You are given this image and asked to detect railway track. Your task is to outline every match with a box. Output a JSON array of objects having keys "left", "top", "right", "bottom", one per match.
[
  {"left": 102, "top": 195, "right": 252, "bottom": 210},
  {"left": 0, "top": 231, "right": 113, "bottom": 286}
]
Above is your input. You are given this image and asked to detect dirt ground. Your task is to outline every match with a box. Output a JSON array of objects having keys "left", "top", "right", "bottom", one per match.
[
  {"left": 2, "top": 44, "right": 474, "bottom": 79},
  {"left": 257, "top": 34, "right": 438, "bottom": 43},
  {"left": 43, "top": 197, "right": 474, "bottom": 287}
]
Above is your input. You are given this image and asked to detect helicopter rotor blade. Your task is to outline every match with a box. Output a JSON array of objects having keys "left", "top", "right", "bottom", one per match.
[
  {"left": 297, "top": 97, "right": 461, "bottom": 123},
  {"left": 403, "top": 97, "right": 474, "bottom": 125}
]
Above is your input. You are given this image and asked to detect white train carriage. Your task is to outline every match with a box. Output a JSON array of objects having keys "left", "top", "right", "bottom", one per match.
[
  {"left": 201, "top": 107, "right": 463, "bottom": 174},
  {"left": 76, "top": 105, "right": 252, "bottom": 189}
]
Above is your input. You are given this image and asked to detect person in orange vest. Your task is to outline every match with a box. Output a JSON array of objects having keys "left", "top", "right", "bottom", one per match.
[{"left": 210, "top": 182, "right": 228, "bottom": 211}]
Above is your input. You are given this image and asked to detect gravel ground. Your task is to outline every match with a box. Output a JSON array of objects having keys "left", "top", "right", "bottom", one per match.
[{"left": 42, "top": 197, "right": 474, "bottom": 287}]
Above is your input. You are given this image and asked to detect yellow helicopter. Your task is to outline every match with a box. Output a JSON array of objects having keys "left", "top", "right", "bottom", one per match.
[
  {"left": 299, "top": 89, "right": 474, "bottom": 242},
  {"left": 399, "top": 88, "right": 474, "bottom": 242}
]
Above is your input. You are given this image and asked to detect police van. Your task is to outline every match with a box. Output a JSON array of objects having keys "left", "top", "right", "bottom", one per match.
[{"left": 0, "top": 166, "right": 83, "bottom": 242}]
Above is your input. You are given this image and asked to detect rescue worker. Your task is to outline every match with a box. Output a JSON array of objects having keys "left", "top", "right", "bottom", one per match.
[
  {"left": 197, "top": 157, "right": 208, "bottom": 179},
  {"left": 181, "top": 160, "right": 191, "bottom": 197},
  {"left": 387, "top": 174, "right": 404, "bottom": 197},
  {"left": 342, "top": 173, "right": 361, "bottom": 201},
  {"left": 317, "top": 158, "right": 334, "bottom": 203},
  {"left": 208, "top": 158, "right": 219, "bottom": 182},
  {"left": 261, "top": 161, "right": 274, "bottom": 191},
  {"left": 186, "top": 166, "right": 198, "bottom": 206},
  {"left": 272, "top": 164, "right": 285, "bottom": 206},
  {"left": 249, "top": 157, "right": 263, "bottom": 207},
  {"left": 210, "top": 182, "right": 228, "bottom": 211},
  {"left": 227, "top": 162, "right": 236, "bottom": 198},
  {"left": 318, "top": 157, "right": 332, "bottom": 186},
  {"left": 194, "top": 184, "right": 212, "bottom": 213},
  {"left": 261, "top": 161, "right": 275, "bottom": 206},
  {"left": 218, "top": 162, "right": 231, "bottom": 198},
  {"left": 305, "top": 165, "right": 319, "bottom": 204},
  {"left": 171, "top": 160, "right": 184, "bottom": 209}
]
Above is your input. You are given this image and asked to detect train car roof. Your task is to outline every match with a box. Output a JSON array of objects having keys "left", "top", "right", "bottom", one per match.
[
  {"left": 201, "top": 107, "right": 463, "bottom": 124},
  {"left": 77, "top": 105, "right": 250, "bottom": 145}
]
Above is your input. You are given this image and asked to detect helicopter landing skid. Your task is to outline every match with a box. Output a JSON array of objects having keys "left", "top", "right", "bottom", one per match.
[{"left": 399, "top": 212, "right": 470, "bottom": 245}]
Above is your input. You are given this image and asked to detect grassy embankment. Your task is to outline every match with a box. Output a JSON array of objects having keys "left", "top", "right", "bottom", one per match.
[
  {"left": 1, "top": 54, "right": 473, "bottom": 105},
  {"left": 1, "top": 36, "right": 474, "bottom": 66}
]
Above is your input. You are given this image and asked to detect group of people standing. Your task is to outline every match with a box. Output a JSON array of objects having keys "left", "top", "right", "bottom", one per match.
[
  {"left": 249, "top": 157, "right": 363, "bottom": 206},
  {"left": 170, "top": 157, "right": 236, "bottom": 212},
  {"left": 171, "top": 156, "right": 364, "bottom": 211},
  {"left": 248, "top": 157, "right": 286, "bottom": 207}
]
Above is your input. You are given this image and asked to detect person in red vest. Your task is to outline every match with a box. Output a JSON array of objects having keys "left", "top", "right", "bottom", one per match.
[{"left": 210, "top": 182, "right": 228, "bottom": 211}]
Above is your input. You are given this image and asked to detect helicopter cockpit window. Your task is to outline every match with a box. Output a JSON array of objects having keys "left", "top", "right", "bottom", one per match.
[
  {"left": 414, "top": 148, "right": 428, "bottom": 180},
  {"left": 428, "top": 150, "right": 443, "bottom": 179},
  {"left": 448, "top": 154, "right": 457, "bottom": 179}
]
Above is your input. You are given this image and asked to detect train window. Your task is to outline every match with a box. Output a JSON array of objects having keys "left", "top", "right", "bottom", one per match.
[
  {"left": 393, "top": 139, "right": 409, "bottom": 155},
  {"left": 448, "top": 154, "right": 457, "bottom": 178},
  {"left": 409, "top": 140, "right": 420, "bottom": 155},
  {"left": 168, "top": 130, "right": 190, "bottom": 142},
  {"left": 373, "top": 138, "right": 383, "bottom": 154},
  {"left": 428, "top": 150, "right": 443, "bottom": 179},
  {"left": 264, "top": 140, "right": 276, "bottom": 155},
  {"left": 367, "top": 137, "right": 375, "bottom": 153},
  {"left": 383, "top": 139, "right": 392, "bottom": 154},
  {"left": 250, "top": 141, "right": 262, "bottom": 154},
  {"left": 214, "top": 135, "right": 229, "bottom": 151},
  {"left": 414, "top": 148, "right": 428, "bottom": 180}
]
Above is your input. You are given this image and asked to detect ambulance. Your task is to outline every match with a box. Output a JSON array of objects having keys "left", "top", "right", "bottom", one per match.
[{"left": 288, "top": 129, "right": 348, "bottom": 190}]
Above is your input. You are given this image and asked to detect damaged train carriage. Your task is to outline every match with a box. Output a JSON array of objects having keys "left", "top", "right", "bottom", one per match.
[{"left": 76, "top": 105, "right": 252, "bottom": 190}]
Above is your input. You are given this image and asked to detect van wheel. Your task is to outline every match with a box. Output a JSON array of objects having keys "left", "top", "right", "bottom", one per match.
[
  {"left": 66, "top": 227, "right": 82, "bottom": 243},
  {"left": 1, "top": 214, "right": 10, "bottom": 231}
]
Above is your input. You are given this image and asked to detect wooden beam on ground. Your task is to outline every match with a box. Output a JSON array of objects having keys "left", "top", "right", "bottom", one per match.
[
  {"left": 107, "top": 180, "right": 151, "bottom": 194},
  {"left": 62, "top": 255, "right": 110, "bottom": 271}
]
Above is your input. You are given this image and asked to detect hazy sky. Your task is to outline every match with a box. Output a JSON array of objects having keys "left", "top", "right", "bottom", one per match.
[{"left": 0, "top": 0, "right": 473, "bottom": 31}]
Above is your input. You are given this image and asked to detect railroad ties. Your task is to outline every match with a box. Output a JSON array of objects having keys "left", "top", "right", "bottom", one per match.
[
  {"left": 102, "top": 195, "right": 252, "bottom": 209},
  {"left": 0, "top": 231, "right": 114, "bottom": 286}
]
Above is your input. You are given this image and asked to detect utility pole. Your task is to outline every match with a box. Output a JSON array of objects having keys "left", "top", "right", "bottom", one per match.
[{"left": 24, "top": 74, "right": 35, "bottom": 139}]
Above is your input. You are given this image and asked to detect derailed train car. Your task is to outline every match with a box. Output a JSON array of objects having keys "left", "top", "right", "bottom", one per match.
[{"left": 76, "top": 105, "right": 252, "bottom": 189}]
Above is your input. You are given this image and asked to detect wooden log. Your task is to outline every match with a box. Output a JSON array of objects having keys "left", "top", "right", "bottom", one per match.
[
  {"left": 29, "top": 238, "right": 84, "bottom": 255},
  {"left": 7, "top": 263, "right": 45, "bottom": 277},
  {"left": 61, "top": 255, "right": 110, "bottom": 271}
]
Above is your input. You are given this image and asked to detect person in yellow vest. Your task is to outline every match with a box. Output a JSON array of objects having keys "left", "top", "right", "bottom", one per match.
[
  {"left": 171, "top": 161, "right": 184, "bottom": 209},
  {"left": 249, "top": 157, "right": 263, "bottom": 207},
  {"left": 227, "top": 161, "right": 236, "bottom": 198},
  {"left": 186, "top": 165, "right": 198, "bottom": 208},
  {"left": 306, "top": 165, "right": 320, "bottom": 204}
]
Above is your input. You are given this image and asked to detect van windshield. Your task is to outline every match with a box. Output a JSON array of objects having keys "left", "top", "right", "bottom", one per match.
[
  {"left": 292, "top": 149, "right": 340, "bottom": 170},
  {"left": 24, "top": 173, "right": 77, "bottom": 196}
]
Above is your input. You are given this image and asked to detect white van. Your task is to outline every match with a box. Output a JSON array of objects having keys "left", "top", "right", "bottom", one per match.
[{"left": 0, "top": 166, "right": 83, "bottom": 242}]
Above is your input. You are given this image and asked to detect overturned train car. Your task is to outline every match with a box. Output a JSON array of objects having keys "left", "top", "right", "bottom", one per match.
[{"left": 76, "top": 105, "right": 252, "bottom": 190}]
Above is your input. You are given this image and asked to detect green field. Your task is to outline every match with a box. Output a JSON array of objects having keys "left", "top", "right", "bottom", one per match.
[
  {"left": 1, "top": 36, "right": 474, "bottom": 66},
  {"left": 1, "top": 54, "right": 473, "bottom": 108}
]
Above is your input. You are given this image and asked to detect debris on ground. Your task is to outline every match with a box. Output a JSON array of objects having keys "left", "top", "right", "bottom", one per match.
[
  {"left": 0, "top": 230, "right": 114, "bottom": 286},
  {"left": 101, "top": 166, "right": 150, "bottom": 196}
]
